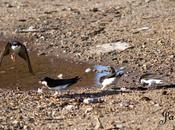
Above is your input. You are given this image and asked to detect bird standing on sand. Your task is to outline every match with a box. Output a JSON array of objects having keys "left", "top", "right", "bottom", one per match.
[
  {"left": 100, "top": 66, "right": 124, "bottom": 90},
  {"left": 139, "top": 73, "right": 165, "bottom": 87},
  {"left": 0, "top": 40, "right": 34, "bottom": 74},
  {"left": 39, "top": 76, "right": 80, "bottom": 90}
]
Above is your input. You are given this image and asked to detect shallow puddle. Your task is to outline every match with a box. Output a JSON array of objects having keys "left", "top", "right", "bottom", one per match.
[{"left": 0, "top": 51, "right": 115, "bottom": 91}]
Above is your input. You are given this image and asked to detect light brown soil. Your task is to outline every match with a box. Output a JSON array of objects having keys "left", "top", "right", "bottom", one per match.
[{"left": 1, "top": 0, "right": 175, "bottom": 129}]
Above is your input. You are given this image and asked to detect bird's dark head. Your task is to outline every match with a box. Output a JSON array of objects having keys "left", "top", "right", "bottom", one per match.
[
  {"left": 9, "top": 40, "right": 21, "bottom": 46},
  {"left": 40, "top": 77, "right": 51, "bottom": 82},
  {"left": 39, "top": 77, "right": 52, "bottom": 86},
  {"left": 108, "top": 66, "right": 116, "bottom": 74}
]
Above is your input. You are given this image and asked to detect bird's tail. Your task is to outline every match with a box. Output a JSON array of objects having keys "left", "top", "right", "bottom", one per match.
[{"left": 116, "top": 67, "right": 125, "bottom": 77}]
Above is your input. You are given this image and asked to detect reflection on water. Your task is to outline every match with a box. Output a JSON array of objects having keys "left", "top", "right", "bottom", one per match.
[
  {"left": 0, "top": 37, "right": 126, "bottom": 91},
  {"left": 0, "top": 51, "right": 123, "bottom": 91},
  {"left": 94, "top": 65, "right": 125, "bottom": 86},
  {"left": 94, "top": 65, "right": 111, "bottom": 86}
]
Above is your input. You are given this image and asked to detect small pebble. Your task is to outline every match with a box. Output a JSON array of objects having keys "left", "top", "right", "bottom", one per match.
[
  {"left": 85, "top": 68, "right": 91, "bottom": 73},
  {"left": 83, "top": 98, "right": 99, "bottom": 104},
  {"left": 57, "top": 74, "right": 63, "bottom": 79},
  {"left": 37, "top": 88, "right": 43, "bottom": 94},
  {"left": 116, "top": 123, "right": 123, "bottom": 129},
  {"left": 63, "top": 105, "right": 76, "bottom": 111}
]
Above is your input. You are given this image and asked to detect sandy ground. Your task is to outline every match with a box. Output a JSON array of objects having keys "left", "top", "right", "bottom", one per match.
[{"left": 1, "top": 0, "right": 175, "bottom": 129}]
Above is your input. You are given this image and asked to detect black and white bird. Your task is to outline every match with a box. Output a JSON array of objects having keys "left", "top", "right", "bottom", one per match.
[
  {"left": 39, "top": 76, "right": 80, "bottom": 90},
  {"left": 100, "top": 66, "right": 124, "bottom": 90},
  {"left": 139, "top": 73, "right": 165, "bottom": 87},
  {"left": 0, "top": 40, "right": 34, "bottom": 74}
]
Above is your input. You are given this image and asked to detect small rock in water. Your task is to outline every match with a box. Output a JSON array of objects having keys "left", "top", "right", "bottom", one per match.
[
  {"left": 83, "top": 98, "right": 99, "bottom": 104},
  {"left": 85, "top": 68, "right": 91, "bottom": 73},
  {"left": 57, "top": 74, "right": 63, "bottom": 79}
]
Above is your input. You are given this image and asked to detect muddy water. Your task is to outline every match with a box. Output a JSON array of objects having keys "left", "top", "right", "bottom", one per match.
[{"left": 0, "top": 50, "right": 114, "bottom": 91}]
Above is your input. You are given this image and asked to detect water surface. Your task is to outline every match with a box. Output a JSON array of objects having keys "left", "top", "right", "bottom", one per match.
[{"left": 0, "top": 52, "right": 112, "bottom": 91}]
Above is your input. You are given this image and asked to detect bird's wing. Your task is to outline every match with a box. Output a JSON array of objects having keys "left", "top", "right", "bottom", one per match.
[
  {"left": 47, "top": 76, "right": 80, "bottom": 88},
  {"left": 139, "top": 73, "right": 158, "bottom": 81},
  {"left": 57, "top": 76, "right": 79, "bottom": 85},
  {"left": 18, "top": 44, "right": 34, "bottom": 74},
  {"left": 0, "top": 42, "right": 11, "bottom": 66}
]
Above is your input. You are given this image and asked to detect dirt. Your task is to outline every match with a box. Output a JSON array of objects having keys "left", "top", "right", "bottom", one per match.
[{"left": 1, "top": 0, "right": 175, "bottom": 129}]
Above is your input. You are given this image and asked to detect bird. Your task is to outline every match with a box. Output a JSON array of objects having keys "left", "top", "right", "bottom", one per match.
[
  {"left": 139, "top": 73, "right": 165, "bottom": 87},
  {"left": 100, "top": 66, "right": 124, "bottom": 90},
  {"left": 39, "top": 76, "right": 80, "bottom": 90},
  {"left": 0, "top": 40, "right": 34, "bottom": 74}
]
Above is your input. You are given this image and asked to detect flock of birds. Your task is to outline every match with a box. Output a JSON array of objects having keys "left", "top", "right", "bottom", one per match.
[{"left": 0, "top": 40, "right": 166, "bottom": 91}]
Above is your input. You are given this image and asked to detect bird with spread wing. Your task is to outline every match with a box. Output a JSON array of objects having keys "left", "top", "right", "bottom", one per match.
[{"left": 0, "top": 40, "right": 34, "bottom": 74}]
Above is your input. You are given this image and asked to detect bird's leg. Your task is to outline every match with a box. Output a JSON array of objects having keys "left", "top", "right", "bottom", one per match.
[
  {"left": 11, "top": 53, "right": 20, "bottom": 90},
  {"left": 10, "top": 53, "right": 16, "bottom": 62}
]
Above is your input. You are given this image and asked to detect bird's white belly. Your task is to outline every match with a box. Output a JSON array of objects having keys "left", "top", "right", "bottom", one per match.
[
  {"left": 11, "top": 45, "right": 21, "bottom": 53},
  {"left": 40, "top": 81, "right": 69, "bottom": 90},
  {"left": 52, "top": 84, "right": 69, "bottom": 90},
  {"left": 141, "top": 79, "right": 163, "bottom": 86},
  {"left": 101, "top": 77, "right": 116, "bottom": 89}
]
